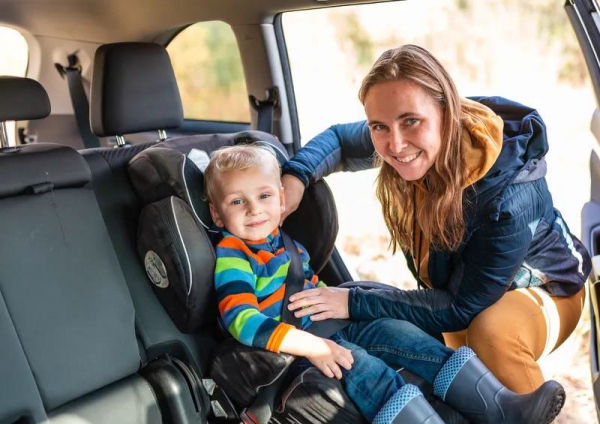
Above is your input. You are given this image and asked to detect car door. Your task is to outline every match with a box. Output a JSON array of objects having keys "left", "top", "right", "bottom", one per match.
[{"left": 566, "top": 0, "right": 600, "bottom": 416}]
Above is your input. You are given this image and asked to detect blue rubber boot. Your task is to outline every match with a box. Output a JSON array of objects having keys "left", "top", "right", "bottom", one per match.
[
  {"left": 433, "top": 346, "right": 566, "bottom": 424},
  {"left": 372, "top": 384, "right": 444, "bottom": 424}
]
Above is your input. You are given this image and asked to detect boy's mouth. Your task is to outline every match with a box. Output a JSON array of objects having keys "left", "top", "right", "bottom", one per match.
[{"left": 247, "top": 220, "right": 267, "bottom": 228}]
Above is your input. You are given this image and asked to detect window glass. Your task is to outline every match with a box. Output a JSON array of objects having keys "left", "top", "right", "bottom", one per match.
[
  {"left": 0, "top": 26, "right": 28, "bottom": 146},
  {"left": 0, "top": 26, "right": 28, "bottom": 76},
  {"left": 167, "top": 21, "right": 251, "bottom": 122}
]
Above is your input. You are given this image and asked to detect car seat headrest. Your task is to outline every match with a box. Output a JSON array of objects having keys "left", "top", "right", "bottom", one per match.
[
  {"left": 128, "top": 131, "right": 288, "bottom": 229},
  {"left": 0, "top": 143, "right": 91, "bottom": 199},
  {"left": 90, "top": 42, "right": 183, "bottom": 137},
  {"left": 0, "top": 76, "right": 51, "bottom": 122}
]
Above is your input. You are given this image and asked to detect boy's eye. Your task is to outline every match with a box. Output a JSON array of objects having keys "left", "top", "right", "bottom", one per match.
[
  {"left": 231, "top": 199, "right": 243, "bottom": 205},
  {"left": 259, "top": 193, "right": 271, "bottom": 200}
]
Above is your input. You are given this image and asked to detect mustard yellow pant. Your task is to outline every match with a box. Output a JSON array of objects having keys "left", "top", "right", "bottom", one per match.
[{"left": 443, "top": 286, "right": 586, "bottom": 394}]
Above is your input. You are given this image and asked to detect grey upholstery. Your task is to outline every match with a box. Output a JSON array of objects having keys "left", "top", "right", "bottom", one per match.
[
  {"left": 0, "top": 143, "right": 140, "bottom": 412},
  {"left": 90, "top": 42, "right": 183, "bottom": 137},
  {"left": 0, "top": 144, "right": 90, "bottom": 198},
  {"left": 0, "top": 76, "right": 50, "bottom": 121}
]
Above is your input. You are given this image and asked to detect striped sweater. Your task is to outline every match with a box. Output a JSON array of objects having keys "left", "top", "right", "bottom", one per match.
[{"left": 214, "top": 228, "right": 326, "bottom": 353}]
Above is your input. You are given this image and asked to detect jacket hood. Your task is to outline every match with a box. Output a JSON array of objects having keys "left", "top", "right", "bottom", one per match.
[
  {"left": 466, "top": 96, "right": 549, "bottom": 217},
  {"left": 461, "top": 97, "right": 504, "bottom": 187}
]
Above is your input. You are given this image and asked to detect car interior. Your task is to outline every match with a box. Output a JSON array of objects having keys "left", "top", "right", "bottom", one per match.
[
  {"left": 0, "top": 1, "right": 447, "bottom": 423},
  {"left": 2, "top": 0, "right": 600, "bottom": 423}
]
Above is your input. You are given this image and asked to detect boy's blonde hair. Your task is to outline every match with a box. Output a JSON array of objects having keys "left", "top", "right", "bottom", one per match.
[{"left": 204, "top": 144, "right": 281, "bottom": 203}]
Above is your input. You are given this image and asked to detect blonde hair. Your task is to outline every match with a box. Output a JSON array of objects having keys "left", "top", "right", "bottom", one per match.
[
  {"left": 204, "top": 144, "right": 281, "bottom": 203},
  {"left": 360, "top": 45, "right": 467, "bottom": 252}
]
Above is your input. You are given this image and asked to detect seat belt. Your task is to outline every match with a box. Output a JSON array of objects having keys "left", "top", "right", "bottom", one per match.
[
  {"left": 241, "top": 231, "right": 350, "bottom": 424},
  {"left": 249, "top": 87, "right": 279, "bottom": 134},
  {"left": 60, "top": 53, "right": 101, "bottom": 149}
]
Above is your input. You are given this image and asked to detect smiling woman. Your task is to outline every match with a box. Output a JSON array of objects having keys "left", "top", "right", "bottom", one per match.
[{"left": 282, "top": 44, "right": 591, "bottom": 407}]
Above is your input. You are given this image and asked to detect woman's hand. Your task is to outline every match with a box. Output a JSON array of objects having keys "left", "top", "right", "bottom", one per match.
[
  {"left": 288, "top": 287, "right": 350, "bottom": 321},
  {"left": 281, "top": 174, "right": 306, "bottom": 222}
]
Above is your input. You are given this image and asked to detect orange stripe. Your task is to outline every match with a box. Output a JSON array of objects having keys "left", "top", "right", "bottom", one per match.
[
  {"left": 218, "top": 293, "right": 258, "bottom": 315},
  {"left": 258, "top": 284, "right": 286, "bottom": 310},
  {"left": 218, "top": 236, "right": 264, "bottom": 265},
  {"left": 266, "top": 323, "right": 295, "bottom": 353},
  {"left": 256, "top": 249, "right": 275, "bottom": 264}
]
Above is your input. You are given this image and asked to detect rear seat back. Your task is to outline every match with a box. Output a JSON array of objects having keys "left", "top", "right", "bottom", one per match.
[{"left": 0, "top": 77, "right": 204, "bottom": 424}]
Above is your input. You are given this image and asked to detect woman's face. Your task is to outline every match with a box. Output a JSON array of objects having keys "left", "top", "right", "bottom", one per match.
[{"left": 364, "top": 79, "right": 443, "bottom": 181}]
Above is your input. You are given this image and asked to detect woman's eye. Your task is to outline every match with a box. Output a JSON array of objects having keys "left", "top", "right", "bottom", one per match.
[
  {"left": 404, "top": 118, "right": 418, "bottom": 126},
  {"left": 372, "top": 124, "right": 388, "bottom": 132}
]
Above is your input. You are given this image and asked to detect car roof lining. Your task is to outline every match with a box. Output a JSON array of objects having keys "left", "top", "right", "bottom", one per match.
[{"left": 0, "top": 0, "right": 392, "bottom": 43}]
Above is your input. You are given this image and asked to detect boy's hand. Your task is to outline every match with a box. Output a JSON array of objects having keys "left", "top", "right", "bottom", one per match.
[{"left": 305, "top": 338, "right": 354, "bottom": 380}]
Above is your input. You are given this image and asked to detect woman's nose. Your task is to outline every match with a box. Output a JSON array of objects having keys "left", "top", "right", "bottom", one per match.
[{"left": 389, "top": 129, "right": 406, "bottom": 154}]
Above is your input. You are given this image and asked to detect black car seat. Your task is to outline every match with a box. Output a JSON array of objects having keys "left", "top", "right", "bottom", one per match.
[{"left": 0, "top": 77, "right": 209, "bottom": 424}]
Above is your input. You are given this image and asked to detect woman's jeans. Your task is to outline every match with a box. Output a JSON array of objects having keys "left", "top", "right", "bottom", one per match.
[{"left": 309, "top": 318, "right": 454, "bottom": 421}]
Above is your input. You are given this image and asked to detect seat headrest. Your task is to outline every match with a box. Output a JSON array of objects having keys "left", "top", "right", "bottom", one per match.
[
  {"left": 128, "top": 131, "right": 288, "bottom": 229},
  {"left": 0, "top": 76, "right": 50, "bottom": 122},
  {"left": 0, "top": 143, "right": 91, "bottom": 199},
  {"left": 90, "top": 42, "right": 183, "bottom": 137}
]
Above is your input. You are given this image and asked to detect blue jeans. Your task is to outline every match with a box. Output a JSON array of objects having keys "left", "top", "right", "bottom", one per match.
[{"left": 330, "top": 318, "right": 454, "bottom": 421}]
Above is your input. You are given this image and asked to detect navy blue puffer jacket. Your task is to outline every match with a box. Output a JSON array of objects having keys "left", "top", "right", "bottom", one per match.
[{"left": 282, "top": 96, "right": 591, "bottom": 334}]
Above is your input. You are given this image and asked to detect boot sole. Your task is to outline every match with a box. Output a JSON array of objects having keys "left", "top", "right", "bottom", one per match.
[{"left": 538, "top": 384, "right": 566, "bottom": 424}]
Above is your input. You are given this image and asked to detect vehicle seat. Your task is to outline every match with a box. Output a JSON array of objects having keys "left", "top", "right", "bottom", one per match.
[{"left": 0, "top": 77, "right": 206, "bottom": 424}]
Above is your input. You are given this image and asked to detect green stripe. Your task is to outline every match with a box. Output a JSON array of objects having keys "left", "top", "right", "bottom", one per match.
[
  {"left": 215, "top": 257, "right": 253, "bottom": 274},
  {"left": 255, "top": 262, "right": 290, "bottom": 291},
  {"left": 229, "top": 308, "right": 259, "bottom": 338}
]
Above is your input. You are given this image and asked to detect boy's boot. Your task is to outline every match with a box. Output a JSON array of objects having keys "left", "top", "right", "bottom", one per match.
[
  {"left": 373, "top": 384, "right": 444, "bottom": 424},
  {"left": 433, "top": 346, "right": 566, "bottom": 424}
]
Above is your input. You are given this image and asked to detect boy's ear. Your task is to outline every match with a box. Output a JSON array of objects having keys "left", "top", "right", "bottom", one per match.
[
  {"left": 209, "top": 203, "right": 224, "bottom": 227},
  {"left": 279, "top": 186, "right": 286, "bottom": 213}
]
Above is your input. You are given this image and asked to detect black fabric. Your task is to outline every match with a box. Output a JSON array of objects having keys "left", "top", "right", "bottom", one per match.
[
  {"left": 281, "top": 231, "right": 304, "bottom": 329},
  {"left": 211, "top": 339, "right": 296, "bottom": 409},
  {"left": 0, "top": 189, "right": 140, "bottom": 410},
  {"left": 271, "top": 368, "right": 364, "bottom": 424},
  {"left": 0, "top": 143, "right": 90, "bottom": 199},
  {"left": 91, "top": 42, "right": 183, "bottom": 137},
  {"left": 65, "top": 67, "right": 101, "bottom": 148},
  {"left": 129, "top": 147, "right": 212, "bottom": 228},
  {"left": 137, "top": 196, "right": 217, "bottom": 333},
  {"left": 0, "top": 76, "right": 50, "bottom": 122},
  {"left": 282, "top": 179, "right": 338, "bottom": 274},
  {"left": 82, "top": 150, "right": 214, "bottom": 374}
]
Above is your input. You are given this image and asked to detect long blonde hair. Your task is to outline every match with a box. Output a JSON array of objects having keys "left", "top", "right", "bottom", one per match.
[{"left": 360, "top": 45, "right": 466, "bottom": 253}]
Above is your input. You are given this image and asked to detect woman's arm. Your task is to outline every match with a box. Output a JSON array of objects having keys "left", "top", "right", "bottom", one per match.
[
  {"left": 281, "top": 121, "right": 376, "bottom": 187},
  {"left": 349, "top": 213, "right": 534, "bottom": 334},
  {"left": 289, "top": 209, "right": 534, "bottom": 334}
]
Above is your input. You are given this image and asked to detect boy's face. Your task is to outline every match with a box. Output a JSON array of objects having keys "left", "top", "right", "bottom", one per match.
[{"left": 209, "top": 165, "right": 285, "bottom": 241}]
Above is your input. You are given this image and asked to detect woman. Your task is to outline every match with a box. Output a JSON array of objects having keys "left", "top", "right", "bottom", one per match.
[{"left": 283, "top": 45, "right": 590, "bottom": 394}]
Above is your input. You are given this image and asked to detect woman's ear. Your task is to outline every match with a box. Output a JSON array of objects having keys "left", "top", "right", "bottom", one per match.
[{"left": 209, "top": 203, "right": 224, "bottom": 227}]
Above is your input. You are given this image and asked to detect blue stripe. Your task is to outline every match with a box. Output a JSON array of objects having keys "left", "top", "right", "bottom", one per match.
[{"left": 215, "top": 279, "right": 254, "bottom": 299}]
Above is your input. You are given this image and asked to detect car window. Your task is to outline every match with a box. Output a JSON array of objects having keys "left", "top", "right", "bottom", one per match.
[
  {"left": 167, "top": 21, "right": 251, "bottom": 123},
  {"left": 0, "top": 26, "right": 28, "bottom": 147},
  {"left": 0, "top": 26, "right": 28, "bottom": 76},
  {"left": 282, "top": 2, "right": 594, "bottom": 422}
]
